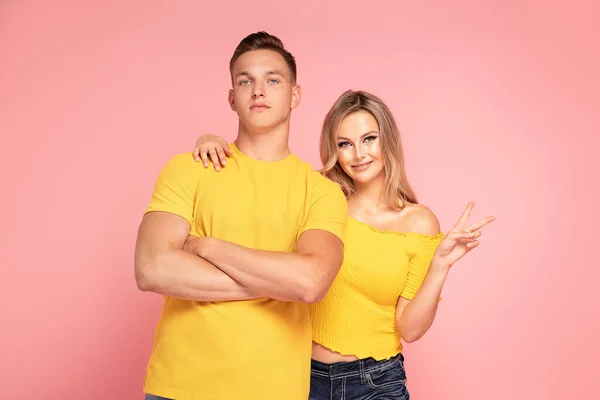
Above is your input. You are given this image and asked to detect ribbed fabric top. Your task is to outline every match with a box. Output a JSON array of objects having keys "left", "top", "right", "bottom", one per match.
[{"left": 309, "top": 216, "right": 443, "bottom": 360}]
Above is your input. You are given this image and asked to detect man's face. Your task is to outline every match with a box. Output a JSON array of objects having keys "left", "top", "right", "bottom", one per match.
[{"left": 229, "top": 50, "right": 301, "bottom": 133}]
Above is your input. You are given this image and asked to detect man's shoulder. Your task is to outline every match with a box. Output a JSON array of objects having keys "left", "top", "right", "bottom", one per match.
[
  {"left": 157, "top": 151, "right": 208, "bottom": 177},
  {"left": 288, "top": 156, "right": 345, "bottom": 200},
  {"left": 163, "top": 151, "right": 201, "bottom": 169},
  {"left": 311, "top": 169, "right": 343, "bottom": 194},
  {"left": 289, "top": 156, "right": 332, "bottom": 183}
]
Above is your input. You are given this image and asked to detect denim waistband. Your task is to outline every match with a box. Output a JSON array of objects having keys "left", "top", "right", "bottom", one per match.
[{"left": 310, "top": 353, "right": 404, "bottom": 380}]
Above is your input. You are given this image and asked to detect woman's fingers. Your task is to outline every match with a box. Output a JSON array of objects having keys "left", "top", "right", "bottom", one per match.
[
  {"left": 217, "top": 148, "right": 228, "bottom": 166},
  {"left": 209, "top": 149, "right": 221, "bottom": 171},
  {"left": 199, "top": 148, "right": 209, "bottom": 168},
  {"left": 466, "top": 216, "right": 495, "bottom": 232},
  {"left": 466, "top": 240, "right": 479, "bottom": 249}
]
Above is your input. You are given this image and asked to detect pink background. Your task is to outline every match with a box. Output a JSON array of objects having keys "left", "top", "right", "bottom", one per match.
[{"left": 1, "top": 1, "right": 598, "bottom": 399}]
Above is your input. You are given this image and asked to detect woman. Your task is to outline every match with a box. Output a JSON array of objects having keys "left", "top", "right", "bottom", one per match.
[{"left": 189, "top": 90, "right": 494, "bottom": 399}]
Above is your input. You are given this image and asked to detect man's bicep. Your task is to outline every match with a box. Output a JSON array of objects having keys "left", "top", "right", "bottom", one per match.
[
  {"left": 295, "top": 229, "right": 344, "bottom": 269},
  {"left": 135, "top": 211, "right": 191, "bottom": 259}
]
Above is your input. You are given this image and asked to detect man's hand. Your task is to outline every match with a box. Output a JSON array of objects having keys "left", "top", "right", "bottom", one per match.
[
  {"left": 134, "top": 212, "right": 259, "bottom": 302},
  {"left": 196, "top": 230, "right": 344, "bottom": 304},
  {"left": 182, "top": 235, "right": 213, "bottom": 256}
]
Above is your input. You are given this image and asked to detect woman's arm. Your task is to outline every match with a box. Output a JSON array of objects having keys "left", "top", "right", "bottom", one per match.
[{"left": 395, "top": 201, "right": 495, "bottom": 342}]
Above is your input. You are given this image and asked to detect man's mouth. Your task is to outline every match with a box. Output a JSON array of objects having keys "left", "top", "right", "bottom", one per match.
[{"left": 250, "top": 104, "right": 270, "bottom": 110}]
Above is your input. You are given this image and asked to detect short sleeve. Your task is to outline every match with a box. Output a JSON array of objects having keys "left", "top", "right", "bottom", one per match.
[
  {"left": 400, "top": 233, "right": 444, "bottom": 300},
  {"left": 145, "top": 152, "right": 203, "bottom": 225},
  {"left": 300, "top": 174, "right": 348, "bottom": 244}
]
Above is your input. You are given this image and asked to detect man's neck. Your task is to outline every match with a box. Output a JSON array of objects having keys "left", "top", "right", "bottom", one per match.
[{"left": 234, "top": 123, "right": 291, "bottom": 161}]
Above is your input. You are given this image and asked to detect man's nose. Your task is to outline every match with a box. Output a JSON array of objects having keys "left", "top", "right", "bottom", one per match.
[{"left": 252, "top": 84, "right": 265, "bottom": 98}]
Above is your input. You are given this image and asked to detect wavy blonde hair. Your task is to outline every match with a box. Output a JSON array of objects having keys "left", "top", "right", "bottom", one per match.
[{"left": 320, "top": 90, "right": 418, "bottom": 209}]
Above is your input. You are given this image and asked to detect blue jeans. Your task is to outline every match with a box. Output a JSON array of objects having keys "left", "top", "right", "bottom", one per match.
[{"left": 309, "top": 353, "right": 409, "bottom": 400}]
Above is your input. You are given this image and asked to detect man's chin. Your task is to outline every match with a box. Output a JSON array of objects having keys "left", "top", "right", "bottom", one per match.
[{"left": 241, "top": 119, "right": 286, "bottom": 134}]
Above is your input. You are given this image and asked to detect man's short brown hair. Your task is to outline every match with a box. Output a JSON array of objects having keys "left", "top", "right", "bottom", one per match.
[{"left": 229, "top": 31, "right": 297, "bottom": 83}]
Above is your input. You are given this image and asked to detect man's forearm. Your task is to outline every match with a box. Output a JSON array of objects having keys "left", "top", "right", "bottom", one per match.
[
  {"left": 136, "top": 247, "right": 260, "bottom": 302},
  {"left": 200, "top": 238, "right": 322, "bottom": 303}
]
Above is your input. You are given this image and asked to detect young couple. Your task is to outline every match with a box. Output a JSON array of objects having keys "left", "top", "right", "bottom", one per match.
[{"left": 135, "top": 31, "right": 495, "bottom": 400}]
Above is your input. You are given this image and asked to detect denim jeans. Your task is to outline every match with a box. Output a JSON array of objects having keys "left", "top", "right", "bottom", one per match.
[
  {"left": 144, "top": 354, "right": 408, "bottom": 400},
  {"left": 309, "top": 353, "right": 409, "bottom": 400}
]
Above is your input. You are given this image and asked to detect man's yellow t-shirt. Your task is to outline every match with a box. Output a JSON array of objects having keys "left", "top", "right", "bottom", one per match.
[{"left": 142, "top": 143, "right": 348, "bottom": 400}]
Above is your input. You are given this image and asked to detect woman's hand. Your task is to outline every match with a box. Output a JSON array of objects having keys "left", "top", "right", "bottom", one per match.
[
  {"left": 192, "top": 134, "right": 232, "bottom": 171},
  {"left": 433, "top": 201, "right": 495, "bottom": 270}
]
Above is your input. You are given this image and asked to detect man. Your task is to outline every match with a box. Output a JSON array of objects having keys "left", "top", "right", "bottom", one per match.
[{"left": 134, "top": 31, "right": 348, "bottom": 400}]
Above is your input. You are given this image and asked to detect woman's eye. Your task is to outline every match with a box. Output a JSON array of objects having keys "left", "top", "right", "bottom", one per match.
[
  {"left": 337, "top": 142, "right": 351, "bottom": 148},
  {"left": 364, "top": 135, "right": 377, "bottom": 142}
]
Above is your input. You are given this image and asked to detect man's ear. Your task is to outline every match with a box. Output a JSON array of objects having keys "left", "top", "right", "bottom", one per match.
[
  {"left": 290, "top": 84, "right": 302, "bottom": 109},
  {"left": 228, "top": 89, "right": 236, "bottom": 111}
]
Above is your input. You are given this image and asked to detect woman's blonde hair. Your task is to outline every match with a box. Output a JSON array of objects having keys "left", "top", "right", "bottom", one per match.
[{"left": 320, "top": 90, "right": 418, "bottom": 209}]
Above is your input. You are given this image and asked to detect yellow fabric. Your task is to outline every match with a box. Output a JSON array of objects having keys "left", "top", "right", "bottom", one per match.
[
  {"left": 142, "top": 143, "right": 348, "bottom": 400},
  {"left": 309, "top": 216, "right": 443, "bottom": 361}
]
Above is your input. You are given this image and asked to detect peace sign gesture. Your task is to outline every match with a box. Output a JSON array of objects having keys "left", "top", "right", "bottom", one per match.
[{"left": 434, "top": 201, "right": 496, "bottom": 270}]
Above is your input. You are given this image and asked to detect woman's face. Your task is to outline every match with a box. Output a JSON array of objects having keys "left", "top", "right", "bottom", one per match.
[{"left": 335, "top": 111, "right": 384, "bottom": 185}]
